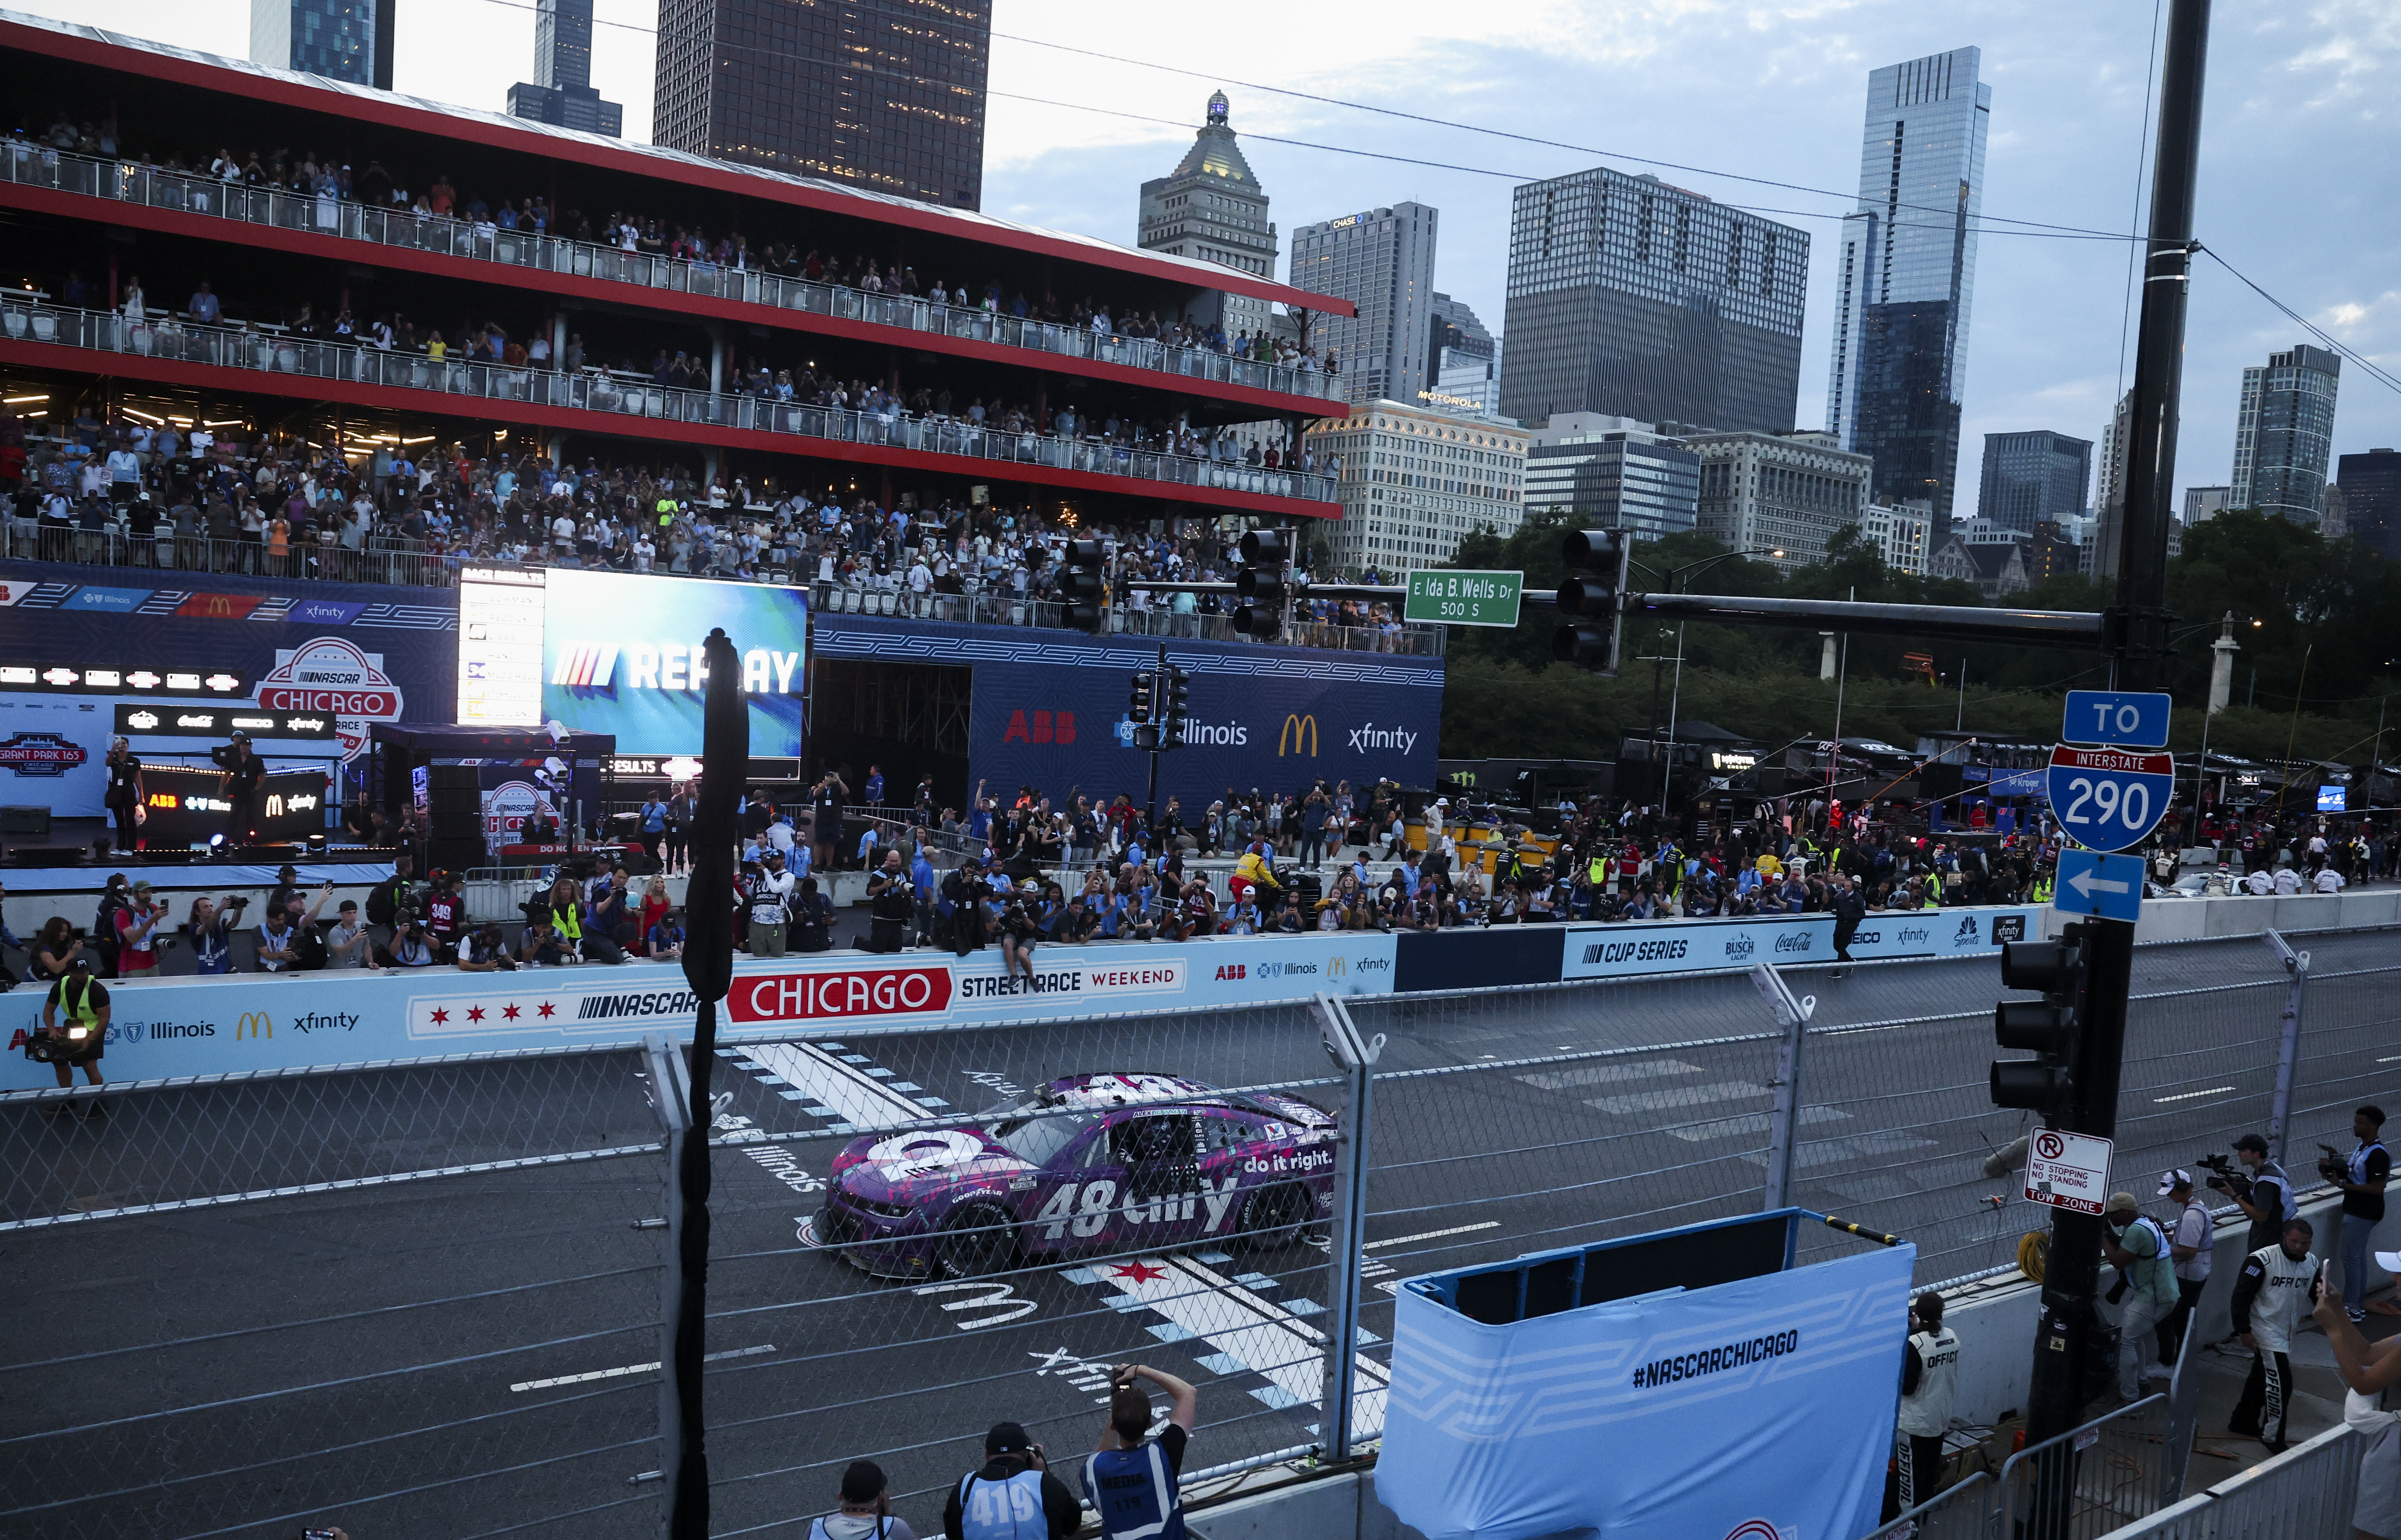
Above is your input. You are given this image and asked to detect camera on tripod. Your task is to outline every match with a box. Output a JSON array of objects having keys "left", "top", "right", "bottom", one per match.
[{"left": 2196, "top": 1151, "right": 2253, "bottom": 1201}]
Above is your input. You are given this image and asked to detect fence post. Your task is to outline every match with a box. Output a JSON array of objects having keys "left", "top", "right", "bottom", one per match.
[
  {"left": 2262, "top": 929, "right": 2309, "bottom": 1168},
  {"left": 1315, "top": 991, "right": 1384, "bottom": 1462},
  {"left": 644, "top": 1032, "right": 693, "bottom": 1537},
  {"left": 1750, "top": 963, "right": 1816, "bottom": 1211}
]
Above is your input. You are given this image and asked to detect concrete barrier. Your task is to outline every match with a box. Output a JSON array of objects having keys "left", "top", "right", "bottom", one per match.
[{"left": 2032, "top": 888, "right": 2399, "bottom": 945}]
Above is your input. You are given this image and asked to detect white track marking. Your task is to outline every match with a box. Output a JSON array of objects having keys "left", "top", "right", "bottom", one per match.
[
  {"left": 510, "top": 1343, "right": 773, "bottom": 1393},
  {"left": 738, "top": 1041, "right": 930, "bottom": 1128},
  {"left": 1364, "top": 1221, "right": 1500, "bottom": 1250}
]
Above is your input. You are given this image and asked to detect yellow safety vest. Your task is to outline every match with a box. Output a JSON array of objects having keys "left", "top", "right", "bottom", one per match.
[
  {"left": 551, "top": 902, "right": 583, "bottom": 942},
  {"left": 57, "top": 973, "right": 101, "bottom": 1024}
]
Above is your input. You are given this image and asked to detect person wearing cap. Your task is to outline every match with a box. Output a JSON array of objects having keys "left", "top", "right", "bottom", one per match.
[
  {"left": 37, "top": 957, "right": 109, "bottom": 1109},
  {"left": 942, "top": 1420, "right": 1078, "bottom": 1540},
  {"left": 2334, "top": 1106, "right": 2393, "bottom": 1325},
  {"left": 941, "top": 857, "right": 990, "bottom": 957},
  {"left": 324, "top": 900, "right": 378, "bottom": 971},
  {"left": 1882, "top": 1291, "right": 1959, "bottom": 1522},
  {"left": 748, "top": 848, "right": 797, "bottom": 956},
  {"left": 2230, "top": 1217, "right": 2320, "bottom": 1453},
  {"left": 2227, "top": 1133, "right": 2298, "bottom": 1255},
  {"left": 102, "top": 734, "right": 144, "bottom": 853},
  {"left": 809, "top": 1458, "right": 916, "bottom": 1540},
  {"left": 2159, "top": 1169, "right": 2215, "bottom": 1368},
  {"left": 1084, "top": 1363, "right": 1198, "bottom": 1540},
  {"left": 2100, "top": 1190, "right": 2179, "bottom": 1404},
  {"left": 112, "top": 880, "right": 169, "bottom": 980}
]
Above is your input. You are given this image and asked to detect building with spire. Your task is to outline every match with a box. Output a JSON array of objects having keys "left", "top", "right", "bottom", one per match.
[
  {"left": 1138, "top": 91, "right": 1280, "bottom": 340},
  {"left": 508, "top": 0, "right": 622, "bottom": 137}
]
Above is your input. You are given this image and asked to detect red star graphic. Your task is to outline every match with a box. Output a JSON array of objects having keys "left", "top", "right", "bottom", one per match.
[
  {"left": 466, "top": 1006, "right": 486, "bottom": 1022},
  {"left": 537, "top": 1001, "right": 557, "bottom": 1018},
  {"left": 1111, "top": 1260, "right": 1168, "bottom": 1284},
  {"left": 502, "top": 1003, "right": 521, "bottom": 1020},
  {"left": 428, "top": 1007, "right": 449, "bottom": 1024}
]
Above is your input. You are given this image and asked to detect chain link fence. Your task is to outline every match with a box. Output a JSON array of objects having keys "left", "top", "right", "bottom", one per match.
[{"left": 2, "top": 928, "right": 2391, "bottom": 1538}]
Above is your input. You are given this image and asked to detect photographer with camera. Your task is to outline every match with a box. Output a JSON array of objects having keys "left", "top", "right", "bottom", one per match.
[
  {"left": 2214, "top": 1134, "right": 2298, "bottom": 1255},
  {"left": 941, "top": 856, "right": 990, "bottom": 957},
  {"left": 2327, "top": 1106, "right": 2392, "bottom": 1325},
  {"left": 864, "top": 849, "right": 913, "bottom": 954},
  {"left": 388, "top": 911, "right": 439, "bottom": 968},
  {"left": 943, "top": 1421, "right": 1078, "bottom": 1540},
  {"left": 748, "top": 848, "right": 797, "bottom": 957},
  {"left": 184, "top": 894, "right": 247, "bottom": 974},
  {"left": 2229, "top": 1217, "right": 2320, "bottom": 1453},
  {"left": 2160, "top": 1169, "right": 2214, "bottom": 1367},
  {"left": 2101, "top": 1191, "right": 2179, "bottom": 1404},
  {"left": 112, "top": 880, "right": 170, "bottom": 980},
  {"left": 33, "top": 958, "right": 108, "bottom": 1111},
  {"left": 1084, "top": 1363, "right": 1198, "bottom": 1540},
  {"left": 455, "top": 922, "right": 513, "bottom": 973}
]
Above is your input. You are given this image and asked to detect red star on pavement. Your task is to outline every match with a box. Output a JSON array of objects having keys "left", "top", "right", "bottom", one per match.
[
  {"left": 428, "top": 1007, "right": 449, "bottom": 1024},
  {"left": 466, "top": 1006, "right": 486, "bottom": 1022},
  {"left": 1110, "top": 1260, "right": 1168, "bottom": 1284},
  {"left": 536, "top": 1001, "right": 557, "bottom": 1018}
]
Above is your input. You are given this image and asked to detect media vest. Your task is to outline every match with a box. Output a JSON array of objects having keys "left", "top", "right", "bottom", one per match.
[
  {"left": 1897, "top": 1326, "right": 1961, "bottom": 1438},
  {"left": 955, "top": 1467, "right": 1051, "bottom": 1540},
  {"left": 1085, "top": 1441, "right": 1185, "bottom": 1540}
]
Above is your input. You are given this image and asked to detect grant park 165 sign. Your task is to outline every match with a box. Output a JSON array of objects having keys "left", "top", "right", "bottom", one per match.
[{"left": 1404, "top": 569, "right": 1523, "bottom": 628}]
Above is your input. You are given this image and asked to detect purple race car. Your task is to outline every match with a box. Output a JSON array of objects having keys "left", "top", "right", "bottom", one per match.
[{"left": 811, "top": 1072, "right": 1339, "bottom": 1279}]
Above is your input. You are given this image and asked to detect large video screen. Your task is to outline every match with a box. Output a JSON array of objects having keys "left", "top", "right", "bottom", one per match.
[{"left": 458, "top": 567, "right": 808, "bottom": 756}]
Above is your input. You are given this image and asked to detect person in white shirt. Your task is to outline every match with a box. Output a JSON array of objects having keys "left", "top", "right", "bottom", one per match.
[
  {"left": 2272, "top": 864, "right": 2301, "bottom": 896},
  {"left": 634, "top": 534, "right": 655, "bottom": 572},
  {"left": 2313, "top": 865, "right": 2345, "bottom": 894},
  {"left": 2245, "top": 868, "right": 2275, "bottom": 896},
  {"left": 551, "top": 511, "right": 576, "bottom": 556}
]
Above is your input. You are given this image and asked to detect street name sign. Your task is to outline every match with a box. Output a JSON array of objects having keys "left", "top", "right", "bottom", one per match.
[
  {"left": 2054, "top": 847, "right": 2145, "bottom": 925},
  {"left": 2024, "top": 1128, "right": 2115, "bottom": 1215},
  {"left": 1405, "top": 569, "right": 1523, "bottom": 628}
]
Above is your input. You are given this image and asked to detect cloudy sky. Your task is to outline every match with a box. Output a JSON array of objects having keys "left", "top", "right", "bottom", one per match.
[{"left": 54, "top": 0, "right": 2401, "bottom": 524}]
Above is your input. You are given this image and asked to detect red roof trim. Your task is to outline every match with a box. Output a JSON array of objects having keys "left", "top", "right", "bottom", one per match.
[
  {"left": 0, "top": 17, "right": 1353, "bottom": 319},
  {"left": 0, "top": 182, "right": 1346, "bottom": 420},
  {"left": 0, "top": 339, "right": 1340, "bottom": 520}
]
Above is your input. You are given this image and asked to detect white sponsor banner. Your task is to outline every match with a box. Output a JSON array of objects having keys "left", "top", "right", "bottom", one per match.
[
  {"left": 1840, "top": 906, "right": 2037, "bottom": 962},
  {"left": 0, "top": 933, "right": 1400, "bottom": 1086},
  {"left": 1557, "top": 904, "right": 2040, "bottom": 979}
]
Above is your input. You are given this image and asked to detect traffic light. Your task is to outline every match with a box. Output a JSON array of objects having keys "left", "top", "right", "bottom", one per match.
[
  {"left": 1130, "top": 669, "right": 1160, "bottom": 751},
  {"left": 1060, "top": 537, "right": 1106, "bottom": 632},
  {"left": 1991, "top": 924, "right": 2091, "bottom": 1112},
  {"left": 1234, "top": 528, "right": 1290, "bottom": 637},
  {"left": 1553, "top": 528, "right": 1631, "bottom": 674},
  {"left": 1159, "top": 666, "right": 1191, "bottom": 750}
]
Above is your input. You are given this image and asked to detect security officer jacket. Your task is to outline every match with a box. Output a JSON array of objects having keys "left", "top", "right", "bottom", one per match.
[
  {"left": 1897, "top": 1325, "right": 1961, "bottom": 1438},
  {"left": 2230, "top": 1242, "right": 2318, "bottom": 1354}
]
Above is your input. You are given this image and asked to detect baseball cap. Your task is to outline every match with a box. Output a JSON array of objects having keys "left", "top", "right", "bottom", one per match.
[
  {"left": 129, "top": 879, "right": 152, "bottom": 895},
  {"left": 838, "top": 1460, "right": 886, "bottom": 1503},
  {"left": 2104, "top": 1192, "right": 2139, "bottom": 1216},
  {"left": 984, "top": 1421, "right": 1032, "bottom": 1455},
  {"left": 2156, "top": 1168, "right": 2192, "bottom": 1196}
]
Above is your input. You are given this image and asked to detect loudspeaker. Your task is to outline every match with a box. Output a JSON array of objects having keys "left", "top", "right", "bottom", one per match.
[{"left": 428, "top": 764, "right": 482, "bottom": 791}]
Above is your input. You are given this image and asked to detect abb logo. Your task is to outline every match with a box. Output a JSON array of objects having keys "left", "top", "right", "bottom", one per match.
[
  {"left": 1213, "top": 964, "right": 1247, "bottom": 980},
  {"left": 729, "top": 965, "right": 955, "bottom": 1024},
  {"left": 1002, "top": 709, "right": 1076, "bottom": 745}
]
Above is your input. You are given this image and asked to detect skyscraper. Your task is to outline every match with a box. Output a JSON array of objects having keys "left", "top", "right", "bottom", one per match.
[
  {"left": 1425, "top": 292, "right": 1501, "bottom": 420},
  {"left": 652, "top": 0, "right": 988, "bottom": 208},
  {"left": 251, "top": 0, "right": 393, "bottom": 89},
  {"left": 2231, "top": 343, "right": 2342, "bottom": 526},
  {"left": 1523, "top": 413, "right": 1700, "bottom": 541},
  {"left": 1824, "top": 47, "right": 1991, "bottom": 541},
  {"left": 2334, "top": 448, "right": 2400, "bottom": 560},
  {"left": 1499, "top": 165, "right": 1807, "bottom": 436},
  {"left": 1290, "top": 203, "right": 1440, "bottom": 407},
  {"left": 1138, "top": 92, "right": 1279, "bottom": 340},
  {"left": 1976, "top": 430, "right": 2093, "bottom": 535},
  {"left": 508, "top": 0, "right": 623, "bottom": 137}
]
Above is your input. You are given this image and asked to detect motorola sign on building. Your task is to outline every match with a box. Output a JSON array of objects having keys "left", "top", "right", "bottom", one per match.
[{"left": 1307, "top": 402, "right": 1529, "bottom": 575}]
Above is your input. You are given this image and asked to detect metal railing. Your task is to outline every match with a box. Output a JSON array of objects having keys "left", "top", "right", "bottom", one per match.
[
  {"left": 807, "top": 580, "right": 1444, "bottom": 653},
  {"left": 1996, "top": 1395, "right": 2176, "bottom": 1539},
  {"left": 0, "top": 297, "right": 1338, "bottom": 504},
  {"left": 0, "top": 141, "right": 1345, "bottom": 402},
  {"left": 1, "top": 520, "right": 459, "bottom": 586},
  {"left": 1860, "top": 1470, "right": 1992, "bottom": 1539},
  {"left": 2095, "top": 1422, "right": 2363, "bottom": 1538}
]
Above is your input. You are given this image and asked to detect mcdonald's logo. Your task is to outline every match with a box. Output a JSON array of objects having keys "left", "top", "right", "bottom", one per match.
[
  {"left": 235, "top": 1012, "right": 272, "bottom": 1040},
  {"left": 175, "top": 592, "right": 264, "bottom": 620},
  {"left": 265, "top": 794, "right": 284, "bottom": 818},
  {"left": 1328, "top": 954, "right": 1346, "bottom": 978},
  {"left": 1278, "top": 714, "right": 1318, "bottom": 757}
]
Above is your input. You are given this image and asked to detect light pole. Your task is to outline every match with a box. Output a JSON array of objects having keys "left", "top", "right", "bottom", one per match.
[{"left": 1630, "top": 546, "right": 1780, "bottom": 823}]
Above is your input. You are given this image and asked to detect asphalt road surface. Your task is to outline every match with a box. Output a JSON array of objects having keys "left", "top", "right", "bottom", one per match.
[{"left": 4, "top": 928, "right": 2396, "bottom": 1539}]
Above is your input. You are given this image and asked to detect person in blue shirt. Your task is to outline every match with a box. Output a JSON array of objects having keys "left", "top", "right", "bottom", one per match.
[
  {"left": 1083, "top": 1364, "right": 1197, "bottom": 1540},
  {"left": 640, "top": 796, "right": 668, "bottom": 863},
  {"left": 864, "top": 765, "right": 885, "bottom": 808},
  {"left": 184, "top": 893, "right": 245, "bottom": 974}
]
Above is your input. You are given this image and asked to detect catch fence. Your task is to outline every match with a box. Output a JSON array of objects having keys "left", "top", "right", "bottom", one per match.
[{"left": 0, "top": 928, "right": 2390, "bottom": 1538}]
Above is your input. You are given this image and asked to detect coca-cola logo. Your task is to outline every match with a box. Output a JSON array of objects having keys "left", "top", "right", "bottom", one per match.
[{"left": 729, "top": 966, "right": 954, "bottom": 1024}]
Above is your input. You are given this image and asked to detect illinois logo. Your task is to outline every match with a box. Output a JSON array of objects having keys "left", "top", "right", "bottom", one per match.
[{"left": 255, "top": 637, "right": 403, "bottom": 762}]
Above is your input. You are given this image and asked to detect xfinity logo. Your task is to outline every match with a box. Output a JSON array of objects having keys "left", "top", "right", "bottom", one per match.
[
  {"left": 292, "top": 1011, "right": 360, "bottom": 1034},
  {"left": 553, "top": 642, "right": 801, "bottom": 694},
  {"left": 1348, "top": 722, "right": 1418, "bottom": 755}
]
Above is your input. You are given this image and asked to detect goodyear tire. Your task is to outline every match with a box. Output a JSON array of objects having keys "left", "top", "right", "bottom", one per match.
[
  {"left": 1235, "top": 1183, "right": 1312, "bottom": 1254},
  {"left": 938, "top": 1201, "right": 1020, "bottom": 1279}
]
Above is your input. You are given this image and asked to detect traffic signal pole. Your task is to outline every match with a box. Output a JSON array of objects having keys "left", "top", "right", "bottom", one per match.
[{"left": 2018, "top": 0, "right": 2211, "bottom": 1503}]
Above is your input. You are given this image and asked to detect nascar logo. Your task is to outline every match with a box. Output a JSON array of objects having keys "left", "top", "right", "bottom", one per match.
[{"left": 554, "top": 644, "right": 618, "bottom": 687}]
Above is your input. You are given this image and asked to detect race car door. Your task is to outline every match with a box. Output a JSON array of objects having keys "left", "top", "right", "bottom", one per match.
[
  {"left": 1194, "top": 1108, "right": 1260, "bottom": 1240},
  {"left": 1112, "top": 1110, "right": 1201, "bottom": 1241}
]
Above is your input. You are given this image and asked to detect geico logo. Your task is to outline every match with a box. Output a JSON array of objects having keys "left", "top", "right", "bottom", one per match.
[
  {"left": 1347, "top": 722, "right": 1420, "bottom": 755},
  {"left": 1214, "top": 963, "right": 1247, "bottom": 980},
  {"left": 1276, "top": 715, "right": 1315, "bottom": 756},
  {"left": 1854, "top": 930, "right": 1880, "bottom": 945},
  {"left": 1184, "top": 722, "right": 1246, "bottom": 747},
  {"left": 1002, "top": 709, "right": 1076, "bottom": 745},
  {"left": 235, "top": 1011, "right": 272, "bottom": 1039},
  {"left": 728, "top": 966, "right": 954, "bottom": 1023}
]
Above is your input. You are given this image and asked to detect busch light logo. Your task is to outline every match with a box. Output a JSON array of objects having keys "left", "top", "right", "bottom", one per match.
[{"left": 1723, "top": 934, "right": 1756, "bottom": 959}]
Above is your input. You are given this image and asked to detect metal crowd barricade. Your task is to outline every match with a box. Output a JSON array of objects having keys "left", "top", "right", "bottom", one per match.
[
  {"left": 1997, "top": 1395, "right": 2176, "bottom": 1539},
  {"left": 1859, "top": 1470, "right": 1993, "bottom": 1540}
]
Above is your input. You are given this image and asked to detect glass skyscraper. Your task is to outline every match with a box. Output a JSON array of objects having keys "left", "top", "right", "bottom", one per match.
[
  {"left": 652, "top": 0, "right": 989, "bottom": 209},
  {"left": 1498, "top": 165, "right": 1808, "bottom": 436},
  {"left": 1825, "top": 47, "right": 1990, "bottom": 541},
  {"left": 508, "top": 0, "right": 624, "bottom": 137},
  {"left": 2232, "top": 343, "right": 2342, "bottom": 527},
  {"left": 251, "top": 0, "right": 393, "bottom": 90},
  {"left": 1289, "top": 203, "right": 1440, "bottom": 408},
  {"left": 1976, "top": 429, "right": 2092, "bottom": 535}
]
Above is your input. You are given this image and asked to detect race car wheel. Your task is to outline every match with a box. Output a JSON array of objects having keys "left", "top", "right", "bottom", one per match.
[
  {"left": 938, "top": 1201, "right": 1020, "bottom": 1278},
  {"left": 1235, "top": 1183, "right": 1312, "bottom": 1253}
]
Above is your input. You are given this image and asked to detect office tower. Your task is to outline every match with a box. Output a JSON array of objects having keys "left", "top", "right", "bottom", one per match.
[
  {"left": 251, "top": 0, "right": 393, "bottom": 89},
  {"left": 1423, "top": 293, "right": 1501, "bottom": 419},
  {"left": 2091, "top": 388, "right": 2135, "bottom": 578},
  {"left": 1689, "top": 429, "right": 1872, "bottom": 572},
  {"left": 653, "top": 0, "right": 989, "bottom": 208},
  {"left": 1976, "top": 430, "right": 2093, "bottom": 535},
  {"left": 1138, "top": 92, "right": 1279, "bottom": 340},
  {"left": 2335, "top": 448, "right": 2401, "bottom": 560},
  {"left": 508, "top": 0, "right": 623, "bottom": 137},
  {"left": 1305, "top": 400, "right": 1527, "bottom": 576},
  {"left": 2182, "top": 486, "right": 2231, "bottom": 527},
  {"left": 1499, "top": 164, "right": 1807, "bottom": 437},
  {"left": 1860, "top": 501, "right": 1933, "bottom": 575},
  {"left": 2231, "top": 343, "right": 2343, "bottom": 526},
  {"left": 1290, "top": 203, "right": 1440, "bottom": 407},
  {"left": 1522, "top": 413, "right": 1700, "bottom": 540},
  {"left": 1824, "top": 47, "right": 1991, "bottom": 542}
]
